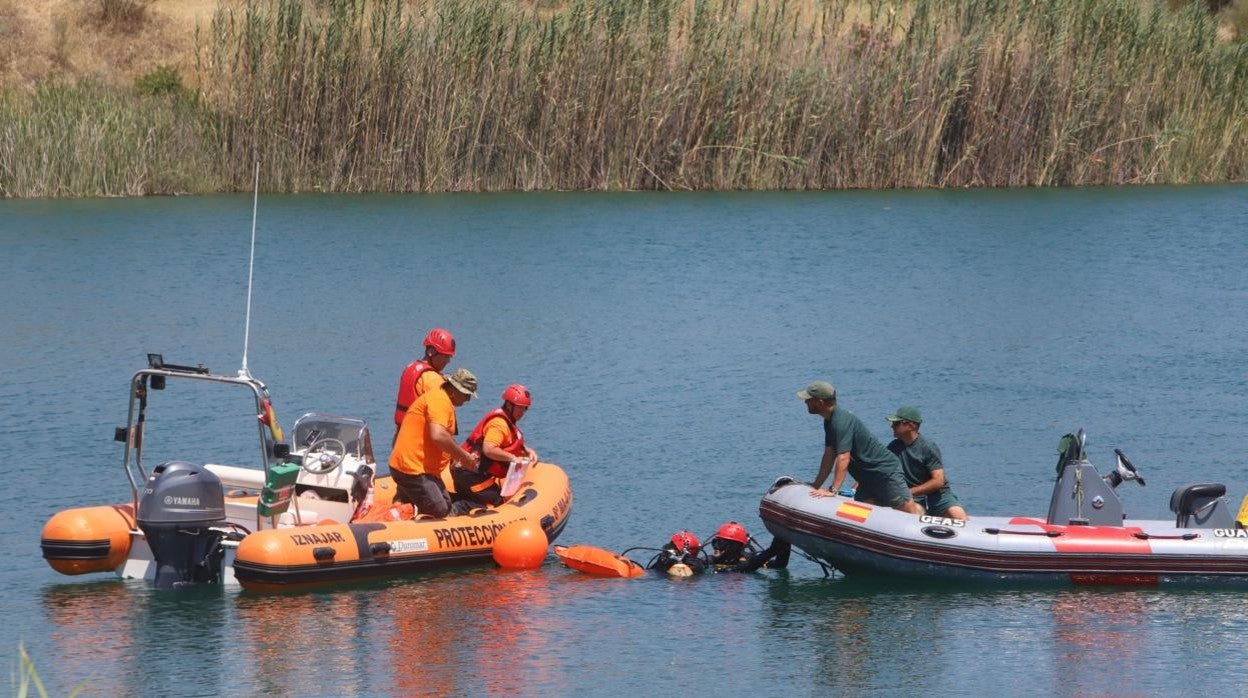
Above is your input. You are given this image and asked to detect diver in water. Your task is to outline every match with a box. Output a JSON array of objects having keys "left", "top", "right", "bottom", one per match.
[
  {"left": 728, "top": 536, "right": 791, "bottom": 572},
  {"left": 644, "top": 523, "right": 790, "bottom": 576},
  {"left": 647, "top": 530, "right": 707, "bottom": 577},
  {"left": 709, "top": 521, "right": 790, "bottom": 573}
]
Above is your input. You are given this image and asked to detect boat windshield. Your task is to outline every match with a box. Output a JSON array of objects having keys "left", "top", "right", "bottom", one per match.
[{"left": 291, "top": 414, "right": 375, "bottom": 463}]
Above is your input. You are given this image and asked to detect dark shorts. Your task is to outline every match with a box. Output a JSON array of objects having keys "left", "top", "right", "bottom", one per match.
[
  {"left": 450, "top": 468, "right": 503, "bottom": 507},
  {"left": 854, "top": 470, "right": 913, "bottom": 508},
  {"left": 391, "top": 470, "right": 451, "bottom": 518},
  {"left": 924, "top": 491, "right": 963, "bottom": 516}
]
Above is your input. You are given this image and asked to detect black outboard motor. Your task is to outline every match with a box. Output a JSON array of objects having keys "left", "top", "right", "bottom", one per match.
[{"left": 137, "top": 461, "right": 228, "bottom": 589}]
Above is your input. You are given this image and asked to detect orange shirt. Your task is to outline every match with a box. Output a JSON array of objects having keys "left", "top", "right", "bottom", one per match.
[
  {"left": 482, "top": 416, "right": 514, "bottom": 449},
  {"left": 390, "top": 388, "right": 458, "bottom": 475},
  {"left": 414, "top": 370, "right": 443, "bottom": 399}
]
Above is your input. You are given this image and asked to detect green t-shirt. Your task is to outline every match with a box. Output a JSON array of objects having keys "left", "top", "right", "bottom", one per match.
[
  {"left": 823, "top": 407, "right": 902, "bottom": 481},
  {"left": 888, "top": 434, "right": 944, "bottom": 484},
  {"left": 887, "top": 434, "right": 958, "bottom": 508}
]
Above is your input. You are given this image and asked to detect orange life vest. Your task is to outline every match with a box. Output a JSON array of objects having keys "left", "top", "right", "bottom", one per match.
[
  {"left": 394, "top": 360, "right": 436, "bottom": 426},
  {"left": 463, "top": 408, "right": 526, "bottom": 479}
]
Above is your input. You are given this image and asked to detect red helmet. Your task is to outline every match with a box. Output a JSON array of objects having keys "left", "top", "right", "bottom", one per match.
[
  {"left": 715, "top": 521, "right": 748, "bottom": 545},
  {"left": 502, "top": 383, "right": 532, "bottom": 407},
  {"left": 422, "top": 328, "right": 456, "bottom": 356},
  {"left": 670, "top": 530, "right": 700, "bottom": 553}
]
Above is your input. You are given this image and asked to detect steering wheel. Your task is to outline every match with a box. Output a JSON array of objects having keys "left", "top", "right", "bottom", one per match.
[
  {"left": 1113, "top": 448, "right": 1146, "bottom": 486},
  {"left": 301, "top": 437, "right": 346, "bottom": 475}
]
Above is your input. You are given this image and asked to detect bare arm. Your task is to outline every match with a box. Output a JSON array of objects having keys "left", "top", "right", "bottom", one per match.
[
  {"left": 429, "top": 423, "right": 477, "bottom": 469},
  {"left": 910, "top": 468, "right": 946, "bottom": 497},
  {"left": 811, "top": 450, "right": 851, "bottom": 497}
]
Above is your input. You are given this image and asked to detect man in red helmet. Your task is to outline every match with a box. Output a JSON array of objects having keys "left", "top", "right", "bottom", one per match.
[
  {"left": 451, "top": 383, "right": 540, "bottom": 509},
  {"left": 708, "top": 521, "right": 753, "bottom": 567},
  {"left": 709, "top": 521, "right": 790, "bottom": 572},
  {"left": 392, "top": 328, "right": 457, "bottom": 445},
  {"left": 390, "top": 367, "right": 479, "bottom": 518}
]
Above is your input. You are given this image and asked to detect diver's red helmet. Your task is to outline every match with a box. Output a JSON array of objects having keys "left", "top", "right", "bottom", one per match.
[
  {"left": 670, "top": 530, "right": 700, "bottom": 553},
  {"left": 423, "top": 328, "right": 456, "bottom": 356},
  {"left": 715, "top": 521, "right": 748, "bottom": 545}
]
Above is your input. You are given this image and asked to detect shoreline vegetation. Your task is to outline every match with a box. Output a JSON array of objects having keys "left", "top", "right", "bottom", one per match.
[{"left": 1, "top": 0, "right": 1246, "bottom": 197}]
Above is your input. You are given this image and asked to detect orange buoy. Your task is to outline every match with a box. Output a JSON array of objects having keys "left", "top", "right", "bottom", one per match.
[
  {"left": 492, "top": 520, "right": 548, "bottom": 569},
  {"left": 554, "top": 545, "right": 645, "bottom": 578}
]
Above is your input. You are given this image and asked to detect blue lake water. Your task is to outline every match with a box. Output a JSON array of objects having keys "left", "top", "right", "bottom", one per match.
[{"left": 2, "top": 186, "right": 1247, "bottom": 695}]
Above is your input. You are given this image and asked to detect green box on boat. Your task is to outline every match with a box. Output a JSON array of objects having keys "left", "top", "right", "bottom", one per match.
[{"left": 258, "top": 462, "right": 301, "bottom": 516}]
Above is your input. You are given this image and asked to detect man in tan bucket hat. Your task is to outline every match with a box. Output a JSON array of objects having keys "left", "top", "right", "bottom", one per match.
[{"left": 390, "top": 367, "right": 480, "bottom": 518}]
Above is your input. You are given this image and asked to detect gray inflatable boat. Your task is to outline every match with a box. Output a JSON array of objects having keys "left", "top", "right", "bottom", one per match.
[{"left": 760, "top": 431, "right": 1248, "bottom": 587}]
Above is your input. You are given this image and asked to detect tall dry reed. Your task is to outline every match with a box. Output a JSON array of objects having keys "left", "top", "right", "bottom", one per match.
[
  {"left": 2, "top": 0, "right": 1246, "bottom": 196},
  {"left": 194, "top": 0, "right": 1248, "bottom": 191}
]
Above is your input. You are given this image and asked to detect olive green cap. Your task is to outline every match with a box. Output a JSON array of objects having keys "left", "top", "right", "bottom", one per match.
[
  {"left": 796, "top": 381, "right": 836, "bottom": 400},
  {"left": 887, "top": 406, "right": 923, "bottom": 424}
]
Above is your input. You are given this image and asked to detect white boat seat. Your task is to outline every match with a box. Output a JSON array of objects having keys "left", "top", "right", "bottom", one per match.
[{"left": 204, "top": 464, "right": 266, "bottom": 490}]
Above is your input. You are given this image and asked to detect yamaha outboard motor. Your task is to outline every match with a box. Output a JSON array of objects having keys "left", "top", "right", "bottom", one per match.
[{"left": 137, "top": 461, "right": 228, "bottom": 589}]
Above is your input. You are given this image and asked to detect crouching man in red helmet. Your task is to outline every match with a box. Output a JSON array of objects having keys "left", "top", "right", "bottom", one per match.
[
  {"left": 451, "top": 383, "right": 539, "bottom": 510},
  {"left": 392, "top": 328, "right": 457, "bottom": 446}
]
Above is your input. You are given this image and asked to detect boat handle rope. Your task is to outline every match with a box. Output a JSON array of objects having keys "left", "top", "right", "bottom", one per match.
[
  {"left": 983, "top": 528, "right": 1062, "bottom": 537},
  {"left": 1133, "top": 532, "right": 1200, "bottom": 540}
]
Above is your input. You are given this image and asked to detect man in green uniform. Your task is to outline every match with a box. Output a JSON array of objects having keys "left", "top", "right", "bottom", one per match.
[
  {"left": 799, "top": 381, "right": 923, "bottom": 514},
  {"left": 886, "top": 406, "right": 968, "bottom": 520}
]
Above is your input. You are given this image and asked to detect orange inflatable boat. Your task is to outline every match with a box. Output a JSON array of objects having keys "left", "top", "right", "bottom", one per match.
[
  {"left": 40, "top": 358, "right": 573, "bottom": 591},
  {"left": 234, "top": 466, "right": 571, "bottom": 591}
]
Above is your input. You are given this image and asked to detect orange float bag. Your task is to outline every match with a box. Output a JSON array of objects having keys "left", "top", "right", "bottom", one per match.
[{"left": 352, "top": 502, "right": 415, "bottom": 523}]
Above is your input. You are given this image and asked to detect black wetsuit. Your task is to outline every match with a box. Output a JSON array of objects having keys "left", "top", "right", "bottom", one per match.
[
  {"left": 724, "top": 538, "right": 791, "bottom": 572},
  {"left": 648, "top": 544, "right": 707, "bottom": 575}
]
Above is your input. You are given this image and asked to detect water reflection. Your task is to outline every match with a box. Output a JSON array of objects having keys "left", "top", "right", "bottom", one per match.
[
  {"left": 1047, "top": 589, "right": 1159, "bottom": 695},
  {"left": 377, "top": 567, "right": 565, "bottom": 695},
  {"left": 759, "top": 576, "right": 946, "bottom": 693},
  {"left": 41, "top": 580, "right": 230, "bottom": 697},
  {"left": 234, "top": 587, "right": 373, "bottom": 695},
  {"left": 41, "top": 581, "right": 136, "bottom": 696}
]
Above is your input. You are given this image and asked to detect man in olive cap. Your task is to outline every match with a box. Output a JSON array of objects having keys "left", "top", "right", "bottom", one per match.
[
  {"left": 798, "top": 381, "right": 923, "bottom": 514},
  {"left": 390, "top": 367, "right": 480, "bottom": 518},
  {"left": 886, "top": 406, "right": 968, "bottom": 520}
]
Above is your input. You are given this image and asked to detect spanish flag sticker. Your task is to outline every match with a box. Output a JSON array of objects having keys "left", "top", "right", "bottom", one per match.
[{"left": 836, "top": 501, "right": 872, "bottom": 523}]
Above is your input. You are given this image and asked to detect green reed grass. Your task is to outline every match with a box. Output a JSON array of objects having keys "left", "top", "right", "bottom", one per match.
[
  {"left": 12, "top": 643, "right": 84, "bottom": 698},
  {"left": 13, "top": 644, "right": 48, "bottom": 698},
  {"left": 0, "top": 82, "right": 223, "bottom": 197},
  {"left": 2, "top": 0, "right": 1246, "bottom": 196}
]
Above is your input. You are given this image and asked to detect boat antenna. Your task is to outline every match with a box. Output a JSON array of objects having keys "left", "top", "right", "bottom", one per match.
[{"left": 240, "top": 161, "right": 260, "bottom": 379}]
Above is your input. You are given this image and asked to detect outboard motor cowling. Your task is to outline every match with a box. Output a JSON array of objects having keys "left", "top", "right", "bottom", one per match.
[{"left": 137, "top": 461, "right": 228, "bottom": 589}]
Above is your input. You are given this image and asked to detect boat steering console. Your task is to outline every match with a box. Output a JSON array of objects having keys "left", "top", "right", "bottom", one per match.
[
  {"left": 1046, "top": 428, "right": 1238, "bottom": 529},
  {"left": 300, "top": 437, "right": 347, "bottom": 475}
]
